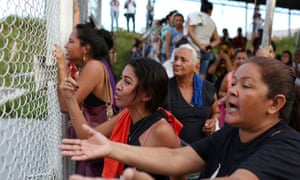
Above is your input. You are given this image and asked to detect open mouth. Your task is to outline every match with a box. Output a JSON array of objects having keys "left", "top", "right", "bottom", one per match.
[
  {"left": 114, "top": 93, "right": 120, "bottom": 99},
  {"left": 228, "top": 102, "right": 239, "bottom": 110}
]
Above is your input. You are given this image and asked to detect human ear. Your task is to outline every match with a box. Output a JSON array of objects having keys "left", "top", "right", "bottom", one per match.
[
  {"left": 267, "top": 94, "right": 286, "bottom": 115},
  {"left": 142, "top": 91, "right": 152, "bottom": 102},
  {"left": 83, "top": 44, "right": 91, "bottom": 54}
]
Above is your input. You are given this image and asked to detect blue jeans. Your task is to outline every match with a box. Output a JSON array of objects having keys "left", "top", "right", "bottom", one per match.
[
  {"left": 111, "top": 11, "right": 119, "bottom": 31},
  {"left": 199, "top": 51, "right": 214, "bottom": 75}
]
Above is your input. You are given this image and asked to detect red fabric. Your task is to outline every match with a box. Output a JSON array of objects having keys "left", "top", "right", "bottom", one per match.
[
  {"left": 102, "top": 108, "right": 131, "bottom": 178},
  {"left": 101, "top": 108, "right": 183, "bottom": 178},
  {"left": 162, "top": 109, "right": 183, "bottom": 137}
]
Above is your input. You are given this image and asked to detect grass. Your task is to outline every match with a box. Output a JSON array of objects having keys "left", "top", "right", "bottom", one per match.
[
  {"left": 0, "top": 16, "right": 47, "bottom": 87},
  {"left": 1, "top": 90, "right": 48, "bottom": 119},
  {"left": 111, "top": 30, "right": 142, "bottom": 80},
  {"left": 0, "top": 16, "right": 48, "bottom": 118}
]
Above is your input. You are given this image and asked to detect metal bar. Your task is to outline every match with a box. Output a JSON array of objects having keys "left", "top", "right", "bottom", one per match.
[
  {"left": 261, "top": 0, "right": 276, "bottom": 48},
  {"left": 296, "top": 29, "right": 300, "bottom": 49},
  {"left": 288, "top": 9, "right": 291, "bottom": 36}
]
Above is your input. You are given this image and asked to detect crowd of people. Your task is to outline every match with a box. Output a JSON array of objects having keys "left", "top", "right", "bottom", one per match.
[{"left": 54, "top": 0, "right": 300, "bottom": 179}]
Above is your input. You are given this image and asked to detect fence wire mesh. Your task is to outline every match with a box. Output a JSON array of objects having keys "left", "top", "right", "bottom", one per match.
[{"left": 0, "top": 0, "right": 67, "bottom": 179}]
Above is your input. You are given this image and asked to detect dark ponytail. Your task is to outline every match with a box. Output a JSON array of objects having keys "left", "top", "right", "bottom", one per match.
[
  {"left": 75, "top": 16, "right": 108, "bottom": 60},
  {"left": 97, "top": 29, "right": 114, "bottom": 50}
]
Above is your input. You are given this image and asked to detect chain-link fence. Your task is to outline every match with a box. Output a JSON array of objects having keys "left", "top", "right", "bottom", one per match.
[{"left": 0, "top": 0, "right": 74, "bottom": 179}]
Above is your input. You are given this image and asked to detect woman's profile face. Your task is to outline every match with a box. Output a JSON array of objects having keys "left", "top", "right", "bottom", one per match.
[
  {"left": 64, "top": 29, "right": 84, "bottom": 64},
  {"left": 225, "top": 62, "right": 272, "bottom": 128},
  {"left": 115, "top": 65, "right": 142, "bottom": 108}
]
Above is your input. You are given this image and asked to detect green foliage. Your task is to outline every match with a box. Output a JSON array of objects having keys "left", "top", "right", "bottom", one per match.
[
  {"left": 0, "top": 16, "right": 48, "bottom": 118},
  {"left": 0, "top": 15, "right": 47, "bottom": 86},
  {"left": 273, "top": 34, "right": 297, "bottom": 56},
  {"left": 111, "top": 30, "right": 142, "bottom": 80},
  {"left": 0, "top": 91, "right": 48, "bottom": 119}
]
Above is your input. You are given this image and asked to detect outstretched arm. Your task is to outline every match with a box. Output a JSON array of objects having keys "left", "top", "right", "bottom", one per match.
[{"left": 59, "top": 124, "right": 205, "bottom": 176}]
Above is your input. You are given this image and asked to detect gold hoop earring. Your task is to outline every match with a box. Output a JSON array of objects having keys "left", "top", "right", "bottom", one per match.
[{"left": 83, "top": 54, "right": 86, "bottom": 63}]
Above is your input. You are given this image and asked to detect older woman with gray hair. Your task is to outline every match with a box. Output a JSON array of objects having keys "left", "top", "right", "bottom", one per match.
[{"left": 163, "top": 43, "right": 220, "bottom": 145}]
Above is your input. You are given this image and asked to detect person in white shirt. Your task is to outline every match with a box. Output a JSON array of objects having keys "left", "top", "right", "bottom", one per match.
[
  {"left": 186, "top": 0, "right": 220, "bottom": 79},
  {"left": 124, "top": 0, "right": 136, "bottom": 32}
]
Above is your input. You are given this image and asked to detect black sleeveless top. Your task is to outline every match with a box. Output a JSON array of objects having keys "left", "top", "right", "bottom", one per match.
[
  {"left": 126, "top": 110, "right": 170, "bottom": 180},
  {"left": 163, "top": 78, "right": 216, "bottom": 144},
  {"left": 84, "top": 93, "right": 105, "bottom": 107}
]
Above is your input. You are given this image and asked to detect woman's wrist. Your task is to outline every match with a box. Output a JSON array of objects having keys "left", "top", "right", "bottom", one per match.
[
  {"left": 211, "top": 112, "right": 220, "bottom": 120},
  {"left": 58, "top": 67, "right": 67, "bottom": 74}
]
